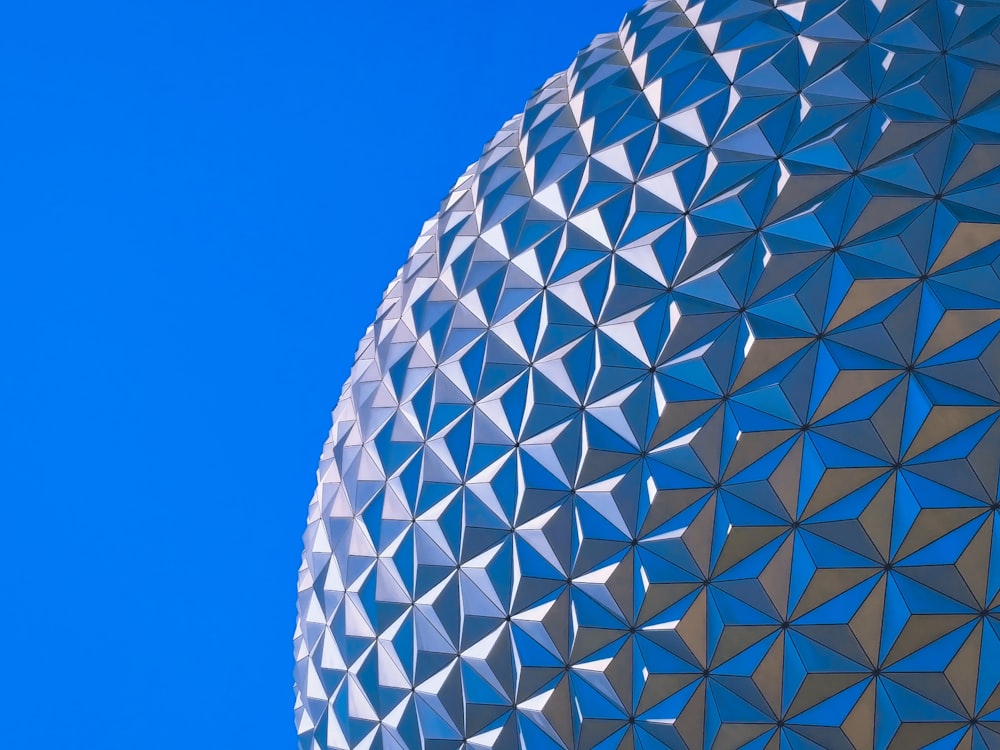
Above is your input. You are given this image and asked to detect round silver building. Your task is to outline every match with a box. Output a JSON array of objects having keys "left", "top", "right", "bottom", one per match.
[{"left": 296, "top": 1, "right": 1000, "bottom": 747}]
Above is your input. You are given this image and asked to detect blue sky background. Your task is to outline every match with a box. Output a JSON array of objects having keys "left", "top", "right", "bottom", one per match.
[{"left": 0, "top": 1, "right": 637, "bottom": 747}]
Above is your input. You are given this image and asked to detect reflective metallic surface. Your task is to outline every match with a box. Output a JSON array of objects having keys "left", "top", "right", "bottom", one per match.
[{"left": 295, "top": 1, "right": 1000, "bottom": 746}]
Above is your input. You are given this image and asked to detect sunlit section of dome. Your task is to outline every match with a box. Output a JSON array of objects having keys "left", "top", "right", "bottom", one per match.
[{"left": 295, "top": 1, "right": 1000, "bottom": 747}]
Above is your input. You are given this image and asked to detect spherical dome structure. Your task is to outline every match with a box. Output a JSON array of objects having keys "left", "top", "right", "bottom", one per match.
[{"left": 295, "top": 1, "right": 1000, "bottom": 747}]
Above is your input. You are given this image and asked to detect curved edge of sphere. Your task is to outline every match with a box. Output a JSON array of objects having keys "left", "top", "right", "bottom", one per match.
[{"left": 295, "top": 1, "right": 1000, "bottom": 748}]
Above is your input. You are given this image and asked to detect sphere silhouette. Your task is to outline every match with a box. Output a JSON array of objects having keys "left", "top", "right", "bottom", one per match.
[{"left": 295, "top": 1, "right": 1000, "bottom": 748}]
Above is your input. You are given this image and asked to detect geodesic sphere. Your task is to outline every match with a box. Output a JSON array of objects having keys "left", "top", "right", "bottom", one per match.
[{"left": 294, "top": 1, "right": 1000, "bottom": 748}]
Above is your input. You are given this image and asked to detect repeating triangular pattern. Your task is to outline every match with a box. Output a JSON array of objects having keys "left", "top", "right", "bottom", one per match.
[{"left": 295, "top": 1, "right": 1000, "bottom": 747}]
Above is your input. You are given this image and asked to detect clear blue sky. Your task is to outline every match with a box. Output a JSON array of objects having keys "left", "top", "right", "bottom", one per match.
[{"left": 0, "top": 1, "right": 637, "bottom": 748}]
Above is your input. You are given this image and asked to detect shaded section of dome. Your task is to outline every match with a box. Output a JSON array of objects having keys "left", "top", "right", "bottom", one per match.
[{"left": 295, "top": 1, "right": 1000, "bottom": 748}]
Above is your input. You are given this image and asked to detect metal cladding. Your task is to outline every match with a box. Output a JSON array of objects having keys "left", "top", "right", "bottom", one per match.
[{"left": 294, "top": 0, "right": 1000, "bottom": 747}]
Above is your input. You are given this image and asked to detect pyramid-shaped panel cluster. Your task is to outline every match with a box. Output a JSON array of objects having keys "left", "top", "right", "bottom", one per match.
[{"left": 295, "top": 1, "right": 1000, "bottom": 747}]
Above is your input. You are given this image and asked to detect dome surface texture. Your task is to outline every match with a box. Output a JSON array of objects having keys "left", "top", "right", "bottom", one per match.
[{"left": 295, "top": 1, "right": 1000, "bottom": 747}]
